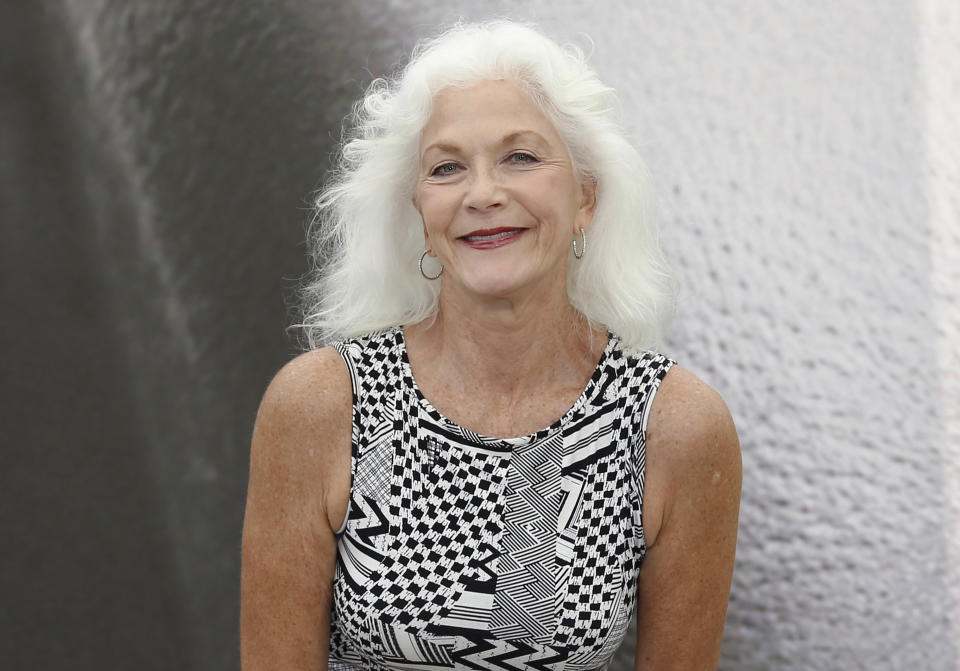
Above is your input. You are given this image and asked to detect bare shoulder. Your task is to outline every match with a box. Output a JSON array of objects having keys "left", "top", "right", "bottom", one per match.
[
  {"left": 241, "top": 347, "right": 351, "bottom": 669},
  {"left": 633, "top": 365, "right": 742, "bottom": 668},
  {"left": 255, "top": 347, "right": 352, "bottom": 437},
  {"left": 641, "top": 364, "right": 741, "bottom": 551},
  {"left": 248, "top": 346, "right": 353, "bottom": 534},
  {"left": 646, "top": 364, "right": 740, "bottom": 473}
]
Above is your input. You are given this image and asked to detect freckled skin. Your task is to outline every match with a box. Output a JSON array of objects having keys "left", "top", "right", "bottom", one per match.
[{"left": 634, "top": 367, "right": 741, "bottom": 670}]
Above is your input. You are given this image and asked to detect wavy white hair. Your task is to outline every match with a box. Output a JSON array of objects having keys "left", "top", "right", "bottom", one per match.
[{"left": 292, "top": 20, "right": 676, "bottom": 354}]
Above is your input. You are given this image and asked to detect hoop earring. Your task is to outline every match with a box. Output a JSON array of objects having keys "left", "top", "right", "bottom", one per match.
[
  {"left": 419, "top": 250, "right": 443, "bottom": 280},
  {"left": 572, "top": 227, "right": 586, "bottom": 260}
]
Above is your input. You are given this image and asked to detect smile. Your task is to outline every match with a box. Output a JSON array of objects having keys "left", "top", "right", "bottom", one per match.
[{"left": 458, "top": 227, "right": 527, "bottom": 249}]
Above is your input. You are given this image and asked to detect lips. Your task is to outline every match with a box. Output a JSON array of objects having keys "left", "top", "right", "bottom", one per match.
[
  {"left": 458, "top": 227, "right": 526, "bottom": 242},
  {"left": 457, "top": 227, "right": 527, "bottom": 250}
]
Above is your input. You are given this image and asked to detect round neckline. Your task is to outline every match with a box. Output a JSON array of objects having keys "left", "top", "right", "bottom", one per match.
[{"left": 396, "top": 326, "right": 618, "bottom": 448}]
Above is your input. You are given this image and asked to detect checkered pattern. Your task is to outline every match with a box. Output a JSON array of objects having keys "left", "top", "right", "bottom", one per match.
[{"left": 329, "top": 328, "right": 675, "bottom": 671}]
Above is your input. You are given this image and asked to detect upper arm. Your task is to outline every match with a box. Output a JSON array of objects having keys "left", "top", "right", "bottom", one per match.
[
  {"left": 240, "top": 347, "right": 353, "bottom": 671},
  {"left": 634, "top": 365, "right": 742, "bottom": 671}
]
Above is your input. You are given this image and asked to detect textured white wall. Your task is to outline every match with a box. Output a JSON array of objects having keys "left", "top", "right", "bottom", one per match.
[
  {"left": 925, "top": 8, "right": 960, "bottom": 671},
  {"left": 326, "top": 1, "right": 960, "bottom": 669}
]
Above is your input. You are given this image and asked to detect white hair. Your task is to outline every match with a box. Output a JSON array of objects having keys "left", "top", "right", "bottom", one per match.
[{"left": 292, "top": 20, "right": 676, "bottom": 354}]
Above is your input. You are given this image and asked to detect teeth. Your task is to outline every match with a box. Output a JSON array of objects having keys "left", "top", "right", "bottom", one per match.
[{"left": 465, "top": 230, "right": 520, "bottom": 241}]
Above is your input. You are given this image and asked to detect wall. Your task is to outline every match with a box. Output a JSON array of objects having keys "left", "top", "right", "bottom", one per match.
[{"left": 1, "top": 1, "right": 956, "bottom": 669}]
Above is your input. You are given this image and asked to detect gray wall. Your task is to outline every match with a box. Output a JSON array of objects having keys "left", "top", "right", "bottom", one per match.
[{"left": 2, "top": 2, "right": 957, "bottom": 670}]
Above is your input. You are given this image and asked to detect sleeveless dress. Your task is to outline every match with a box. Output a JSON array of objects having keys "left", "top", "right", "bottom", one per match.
[{"left": 328, "top": 327, "right": 675, "bottom": 671}]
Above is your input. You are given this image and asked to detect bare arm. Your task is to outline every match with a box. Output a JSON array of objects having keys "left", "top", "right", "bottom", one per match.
[
  {"left": 241, "top": 348, "right": 353, "bottom": 671},
  {"left": 634, "top": 366, "right": 742, "bottom": 671}
]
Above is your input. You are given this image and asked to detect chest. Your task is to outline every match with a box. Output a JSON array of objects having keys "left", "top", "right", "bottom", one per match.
[
  {"left": 330, "top": 398, "right": 644, "bottom": 671},
  {"left": 415, "top": 377, "right": 592, "bottom": 440}
]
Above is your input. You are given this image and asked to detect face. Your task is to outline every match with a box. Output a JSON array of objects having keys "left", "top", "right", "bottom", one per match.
[{"left": 413, "top": 79, "right": 595, "bottom": 303}]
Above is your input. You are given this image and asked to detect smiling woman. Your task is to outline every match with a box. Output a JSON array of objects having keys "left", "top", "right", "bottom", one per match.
[
  {"left": 415, "top": 80, "right": 595, "bottom": 304},
  {"left": 241, "top": 20, "right": 741, "bottom": 671}
]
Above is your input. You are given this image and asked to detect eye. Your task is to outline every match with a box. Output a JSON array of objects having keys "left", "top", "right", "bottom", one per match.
[
  {"left": 508, "top": 151, "right": 538, "bottom": 164},
  {"left": 430, "top": 162, "right": 459, "bottom": 177}
]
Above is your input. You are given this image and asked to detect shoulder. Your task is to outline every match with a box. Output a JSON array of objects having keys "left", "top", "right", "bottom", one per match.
[
  {"left": 241, "top": 348, "right": 351, "bottom": 667},
  {"left": 646, "top": 364, "right": 739, "bottom": 459},
  {"left": 248, "top": 347, "right": 352, "bottom": 532},
  {"left": 255, "top": 347, "right": 352, "bottom": 437},
  {"left": 630, "top": 365, "right": 742, "bottom": 666},
  {"left": 640, "top": 364, "right": 741, "bottom": 546}
]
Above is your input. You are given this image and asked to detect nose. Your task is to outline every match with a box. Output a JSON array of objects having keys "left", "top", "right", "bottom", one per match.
[{"left": 463, "top": 166, "right": 505, "bottom": 212}]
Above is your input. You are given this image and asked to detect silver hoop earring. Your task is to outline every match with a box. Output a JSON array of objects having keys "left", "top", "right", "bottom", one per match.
[
  {"left": 572, "top": 227, "right": 586, "bottom": 260},
  {"left": 419, "top": 250, "right": 443, "bottom": 280}
]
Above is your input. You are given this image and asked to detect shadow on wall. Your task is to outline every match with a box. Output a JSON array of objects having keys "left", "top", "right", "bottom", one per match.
[{"left": 0, "top": 2, "right": 409, "bottom": 669}]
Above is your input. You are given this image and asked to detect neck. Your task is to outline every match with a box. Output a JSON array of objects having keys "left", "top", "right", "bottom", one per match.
[{"left": 405, "top": 282, "right": 607, "bottom": 402}]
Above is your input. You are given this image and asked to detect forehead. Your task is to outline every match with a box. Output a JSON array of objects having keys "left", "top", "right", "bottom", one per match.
[{"left": 420, "top": 79, "right": 565, "bottom": 150}]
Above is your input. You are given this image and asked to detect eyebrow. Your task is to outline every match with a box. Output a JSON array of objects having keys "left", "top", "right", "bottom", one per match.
[{"left": 421, "top": 130, "right": 551, "bottom": 157}]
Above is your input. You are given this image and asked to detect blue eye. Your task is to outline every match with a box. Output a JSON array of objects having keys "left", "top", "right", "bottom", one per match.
[
  {"left": 509, "top": 152, "right": 538, "bottom": 163},
  {"left": 431, "top": 163, "right": 459, "bottom": 176}
]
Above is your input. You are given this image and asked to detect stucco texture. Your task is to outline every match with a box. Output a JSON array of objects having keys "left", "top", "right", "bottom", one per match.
[{"left": 1, "top": 1, "right": 957, "bottom": 670}]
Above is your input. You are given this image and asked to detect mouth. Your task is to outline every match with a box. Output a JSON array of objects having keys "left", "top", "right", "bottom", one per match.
[{"left": 458, "top": 227, "right": 527, "bottom": 249}]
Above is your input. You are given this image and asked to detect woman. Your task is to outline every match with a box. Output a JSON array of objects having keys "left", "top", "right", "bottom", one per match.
[{"left": 242, "top": 20, "right": 741, "bottom": 671}]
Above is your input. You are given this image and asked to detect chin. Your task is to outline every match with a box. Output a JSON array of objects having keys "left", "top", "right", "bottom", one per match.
[
  {"left": 458, "top": 268, "right": 541, "bottom": 301},
  {"left": 463, "top": 279, "right": 522, "bottom": 299}
]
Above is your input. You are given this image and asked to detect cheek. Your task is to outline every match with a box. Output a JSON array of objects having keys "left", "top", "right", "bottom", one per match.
[
  {"left": 417, "top": 187, "right": 456, "bottom": 224},
  {"left": 537, "top": 172, "right": 580, "bottom": 213},
  {"left": 535, "top": 179, "right": 582, "bottom": 235}
]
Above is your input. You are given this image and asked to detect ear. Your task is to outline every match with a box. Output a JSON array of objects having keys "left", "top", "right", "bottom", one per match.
[
  {"left": 423, "top": 230, "right": 432, "bottom": 255},
  {"left": 576, "top": 177, "right": 598, "bottom": 231},
  {"left": 412, "top": 195, "right": 433, "bottom": 253}
]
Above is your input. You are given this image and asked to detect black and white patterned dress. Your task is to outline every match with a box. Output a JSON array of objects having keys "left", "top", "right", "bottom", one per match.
[{"left": 328, "top": 327, "right": 674, "bottom": 671}]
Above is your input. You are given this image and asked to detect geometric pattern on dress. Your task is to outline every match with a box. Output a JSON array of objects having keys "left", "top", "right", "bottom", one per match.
[
  {"left": 626, "top": 352, "right": 673, "bottom": 573},
  {"left": 342, "top": 427, "right": 395, "bottom": 557},
  {"left": 449, "top": 630, "right": 569, "bottom": 669},
  {"left": 362, "top": 442, "right": 507, "bottom": 634},
  {"left": 328, "top": 328, "right": 675, "bottom": 671},
  {"left": 432, "top": 536, "right": 500, "bottom": 630},
  {"left": 362, "top": 431, "right": 393, "bottom": 506},
  {"left": 489, "top": 432, "right": 563, "bottom": 643},
  {"left": 554, "top": 406, "right": 627, "bottom": 660}
]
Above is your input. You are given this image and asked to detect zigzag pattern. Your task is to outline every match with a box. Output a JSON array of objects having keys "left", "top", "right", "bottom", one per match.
[
  {"left": 328, "top": 329, "right": 676, "bottom": 670},
  {"left": 452, "top": 632, "right": 568, "bottom": 671},
  {"left": 353, "top": 493, "right": 390, "bottom": 548}
]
